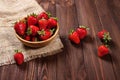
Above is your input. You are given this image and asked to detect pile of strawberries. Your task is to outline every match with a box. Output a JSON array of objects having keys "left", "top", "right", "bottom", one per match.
[
  {"left": 97, "top": 30, "right": 112, "bottom": 57},
  {"left": 14, "top": 12, "right": 57, "bottom": 41},
  {"left": 14, "top": 27, "right": 112, "bottom": 65},
  {"left": 13, "top": 12, "right": 112, "bottom": 64},
  {"left": 68, "top": 26, "right": 89, "bottom": 44},
  {"left": 68, "top": 26, "right": 112, "bottom": 58}
]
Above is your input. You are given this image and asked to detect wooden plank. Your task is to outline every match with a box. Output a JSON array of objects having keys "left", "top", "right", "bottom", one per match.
[
  {"left": 0, "top": 62, "right": 29, "bottom": 80},
  {"left": 56, "top": 0, "right": 87, "bottom": 80},
  {"left": 95, "top": 0, "right": 120, "bottom": 79},
  {"left": 38, "top": 0, "right": 57, "bottom": 80},
  {"left": 75, "top": 0, "right": 102, "bottom": 79},
  {"left": 23, "top": 61, "right": 38, "bottom": 80},
  {"left": 75, "top": 0, "right": 116, "bottom": 80}
]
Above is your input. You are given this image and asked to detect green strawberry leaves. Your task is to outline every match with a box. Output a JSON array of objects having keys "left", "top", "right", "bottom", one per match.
[{"left": 102, "top": 32, "right": 112, "bottom": 45}]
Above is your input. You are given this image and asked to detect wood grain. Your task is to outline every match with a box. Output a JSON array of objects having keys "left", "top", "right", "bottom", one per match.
[
  {"left": 56, "top": 0, "right": 87, "bottom": 80},
  {"left": 0, "top": 0, "right": 120, "bottom": 80}
]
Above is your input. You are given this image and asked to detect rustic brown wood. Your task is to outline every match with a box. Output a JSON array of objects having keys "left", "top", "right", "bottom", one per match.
[{"left": 0, "top": 0, "right": 120, "bottom": 80}]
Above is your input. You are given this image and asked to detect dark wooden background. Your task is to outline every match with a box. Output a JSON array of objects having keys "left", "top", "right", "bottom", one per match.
[{"left": 0, "top": 0, "right": 120, "bottom": 80}]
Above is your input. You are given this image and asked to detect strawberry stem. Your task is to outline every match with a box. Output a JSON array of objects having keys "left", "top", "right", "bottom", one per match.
[
  {"left": 47, "top": 12, "right": 51, "bottom": 18},
  {"left": 14, "top": 50, "right": 22, "bottom": 53},
  {"left": 26, "top": 27, "right": 32, "bottom": 35},
  {"left": 50, "top": 28, "right": 56, "bottom": 35},
  {"left": 14, "top": 50, "right": 18, "bottom": 53}
]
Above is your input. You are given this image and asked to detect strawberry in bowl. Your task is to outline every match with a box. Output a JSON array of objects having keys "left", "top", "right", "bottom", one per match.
[{"left": 14, "top": 12, "right": 59, "bottom": 48}]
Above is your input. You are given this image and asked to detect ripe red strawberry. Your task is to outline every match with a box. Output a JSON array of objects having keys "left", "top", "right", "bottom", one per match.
[
  {"left": 38, "top": 29, "right": 51, "bottom": 40},
  {"left": 24, "top": 35, "right": 31, "bottom": 41},
  {"left": 69, "top": 30, "right": 80, "bottom": 44},
  {"left": 14, "top": 21, "right": 26, "bottom": 36},
  {"left": 27, "top": 13, "right": 37, "bottom": 26},
  {"left": 48, "top": 17, "right": 57, "bottom": 29},
  {"left": 38, "top": 18, "right": 48, "bottom": 30},
  {"left": 37, "top": 12, "right": 50, "bottom": 20},
  {"left": 14, "top": 50, "right": 24, "bottom": 65},
  {"left": 97, "top": 30, "right": 107, "bottom": 39},
  {"left": 76, "top": 26, "right": 89, "bottom": 39},
  {"left": 27, "top": 25, "right": 39, "bottom": 36},
  {"left": 98, "top": 45, "right": 109, "bottom": 57},
  {"left": 97, "top": 30, "right": 112, "bottom": 44}
]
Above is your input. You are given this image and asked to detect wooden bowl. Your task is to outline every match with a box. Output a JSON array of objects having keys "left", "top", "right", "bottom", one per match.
[{"left": 15, "top": 25, "right": 59, "bottom": 48}]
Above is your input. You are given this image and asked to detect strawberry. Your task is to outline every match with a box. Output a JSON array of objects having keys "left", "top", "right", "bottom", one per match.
[
  {"left": 37, "top": 12, "right": 50, "bottom": 20},
  {"left": 97, "top": 30, "right": 107, "bottom": 39},
  {"left": 69, "top": 29, "right": 80, "bottom": 44},
  {"left": 14, "top": 50, "right": 24, "bottom": 65},
  {"left": 48, "top": 17, "right": 57, "bottom": 29},
  {"left": 76, "top": 26, "right": 89, "bottom": 39},
  {"left": 38, "top": 18, "right": 48, "bottom": 30},
  {"left": 24, "top": 35, "right": 31, "bottom": 41},
  {"left": 38, "top": 29, "right": 51, "bottom": 40},
  {"left": 98, "top": 45, "right": 109, "bottom": 57},
  {"left": 27, "top": 13, "right": 37, "bottom": 26},
  {"left": 14, "top": 21, "right": 26, "bottom": 36},
  {"left": 27, "top": 25, "right": 39, "bottom": 36},
  {"left": 97, "top": 30, "right": 112, "bottom": 44}
]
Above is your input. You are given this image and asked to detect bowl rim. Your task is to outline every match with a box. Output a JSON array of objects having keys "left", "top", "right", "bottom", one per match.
[{"left": 15, "top": 24, "right": 59, "bottom": 44}]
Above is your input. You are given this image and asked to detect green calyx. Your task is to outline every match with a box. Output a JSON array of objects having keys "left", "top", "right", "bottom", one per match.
[
  {"left": 51, "top": 17, "right": 58, "bottom": 21},
  {"left": 103, "top": 32, "right": 112, "bottom": 44},
  {"left": 50, "top": 28, "right": 55, "bottom": 35},
  {"left": 27, "top": 13, "right": 37, "bottom": 18},
  {"left": 69, "top": 29, "right": 74, "bottom": 34},
  {"left": 47, "top": 12, "right": 52, "bottom": 18},
  {"left": 14, "top": 50, "right": 22, "bottom": 53},
  {"left": 37, "top": 29, "right": 45, "bottom": 35},
  {"left": 79, "top": 25, "right": 89, "bottom": 30},
  {"left": 26, "top": 27, "right": 32, "bottom": 35}
]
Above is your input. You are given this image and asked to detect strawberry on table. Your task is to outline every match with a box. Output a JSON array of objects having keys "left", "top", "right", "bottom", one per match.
[
  {"left": 38, "top": 29, "right": 52, "bottom": 40},
  {"left": 98, "top": 45, "right": 109, "bottom": 57},
  {"left": 76, "top": 25, "right": 89, "bottom": 39},
  {"left": 37, "top": 12, "right": 50, "bottom": 20},
  {"left": 14, "top": 50, "right": 24, "bottom": 65},
  {"left": 97, "top": 30, "right": 107, "bottom": 39},
  {"left": 38, "top": 18, "right": 48, "bottom": 30},
  {"left": 97, "top": 30, "right": 112, "bottom": 44},
  {"left": 14, "top": 21, "right": 26, "bottom": 36},
  {"left": 27, "top": 13, "right": 37, "bottom": 26},
  {"left": 27, "top": 25, "right": 39, "bottom": 36},
  {"left": 69, "top": 29, "right": 80, "bottom": 44},
  {"left": 48, "top": 17, "right": 57, "bottom": 29}
]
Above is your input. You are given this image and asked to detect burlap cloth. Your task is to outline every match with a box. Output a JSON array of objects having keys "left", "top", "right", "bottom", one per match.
[{"left": 0, "top": 0, "right": 63, "bottom": 66}]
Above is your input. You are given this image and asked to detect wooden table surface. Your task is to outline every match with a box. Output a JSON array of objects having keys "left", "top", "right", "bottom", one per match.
[{"left": 0, "top": 0, "right": 120, "bottom": 80}]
